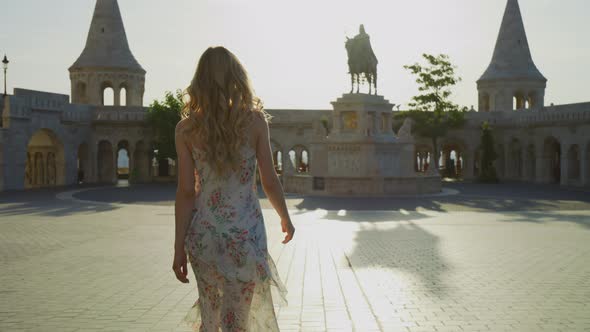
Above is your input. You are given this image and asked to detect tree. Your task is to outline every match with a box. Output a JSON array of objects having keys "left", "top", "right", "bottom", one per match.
[
  {"left": 394, "top": 54, "right": 466, "bottom": 170},
  {"left": 478, "top": 121, "right": 499, "bottom": 183},
  {"left": 146, "top": 90, "right": 183, "bottom": 176}
]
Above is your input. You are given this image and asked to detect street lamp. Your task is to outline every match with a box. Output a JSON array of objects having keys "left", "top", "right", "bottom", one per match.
[{"left": 2, "top": 55, "right": 9, "bottom": 96}]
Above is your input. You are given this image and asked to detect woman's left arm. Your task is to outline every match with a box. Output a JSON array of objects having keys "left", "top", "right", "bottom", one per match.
[{"left": 172, "top": 119, "right": 195, "bottom": 283}]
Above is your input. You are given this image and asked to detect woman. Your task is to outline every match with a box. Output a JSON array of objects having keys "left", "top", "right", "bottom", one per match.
[{"left": 172, "top": 46, "right": 295, "bottom": 331}]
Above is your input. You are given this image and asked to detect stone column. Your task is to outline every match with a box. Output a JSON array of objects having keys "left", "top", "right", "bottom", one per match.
[
  {"left": 581, "top": 146, "right": 588, "bottom": 186},
  {"left": 462, "top": 151, "right": 474, "bottom": 180},
  {"left": 386, "top": 113, "right": 394, "bottom": 135},
  {"left": 114, "top": 88, "right": 121, "bottom": 106},
  {"left": 64, "top": 144, "right": 77, "bottom": 186},
  {"left": 112, "top": 148, "right": 118, "bottom": 184},
  {"left": 373, "top": 113, "right": 379, "bottom": 136},
  {"left": 128, "top": 147, "right": 135, "bottom": 183},
  {"left": 503, "top": 147, "right": 510, "bottom": 180},
  {"left": 359, "top": 111, "right": 368, "bottom": 136},
  {"left": 521, "top": 148, "right": 528, "bottom": 182},
  {"left": 283, "top": 150, "right": 295, "bottom": 175},
  {"left": 87, "top": 142, "right": 98, "bottom": 183},
  {"left": 560, "top": 143, "right": 568, "bottom": 186},
  {"left": 457, "top": 151, "right": 463, "bottom": 177},
  {"left": 534, "top": 143, "right": 544, "bottom": 183}
]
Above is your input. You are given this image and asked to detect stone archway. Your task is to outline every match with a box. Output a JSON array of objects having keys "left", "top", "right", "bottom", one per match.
[
  {"left": 440, "top": 141, "right": 465, "bottom": 178},
  {"left": 273, "top": 151, "right": 283, "bottom": 174},
  {"left": 101, "top": 82, "right": 115, "bottom": 106},
  {"left": 97, "top": 140, "right": 115, "bottom": 183},
  {"left": 119, "top": 83, "right": 131, "bottom": 106},
  {"left": 25, "top": 129, "right": 65, "bottom": 189},
  {"left": 288, "top": 145, "right": 310, "bottom": 174},
  {"left": 542, "top": 137, "right": 561, "bottom": 184},
  {"left": 301, "top": 149, "right": 310, "bottom": 173},
  {"left": 116, "top": 140, "right": 131, "bottom": 180},
  {"left": 287, "top": 149, "right": 297, "bottom": 174},
  {"left": 270, "top": 140, "right": 283, "bottom": 174},
  {"left": 415, "top": 144, "right": 433, "bottom": 173}
]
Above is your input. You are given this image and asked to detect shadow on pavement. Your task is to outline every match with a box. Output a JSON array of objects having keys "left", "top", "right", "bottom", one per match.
[
  {"left": 500, "top": 210, "right": 590, "bottom": 229},
  {"left": 347, "top": 221, "right": 451, "bottom": 298},
  {"left": 0, "top": 185, "right": 120, "bottom": 218}
]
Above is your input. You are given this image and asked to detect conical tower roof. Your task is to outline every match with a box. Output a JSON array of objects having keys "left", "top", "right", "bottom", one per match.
[
  {"left": 70, "top": 0, "right": 145, "bottom": 73},
  {"left": 478, "top": 0, "right": 545, "bottom": 82}
]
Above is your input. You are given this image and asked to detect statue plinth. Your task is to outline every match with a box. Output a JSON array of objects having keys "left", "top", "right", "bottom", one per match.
[
  {"left": 283, "top": 93, "right": 441, "bottom": 196},
  {"left": 329, "top": 93, "right": 396, "bottom": 142}
]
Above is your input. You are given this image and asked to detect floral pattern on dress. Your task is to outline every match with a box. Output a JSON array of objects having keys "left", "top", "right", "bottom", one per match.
[
  {"left": 239, "top": 154, "right": 256, "bottom": 184},
  {"left": 207, "top": 189, "right": 237, "bottom": 224},
  {"left": 183, "top": 145, "right": 287, "bottom": 332}
]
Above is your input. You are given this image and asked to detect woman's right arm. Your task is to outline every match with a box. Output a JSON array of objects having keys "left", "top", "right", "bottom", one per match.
[{"left": 254, "top": 114, "right": 295, "bottom": 244}]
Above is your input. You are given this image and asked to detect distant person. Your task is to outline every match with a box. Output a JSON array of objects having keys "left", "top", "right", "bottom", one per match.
[{"left": 172, "top": 46, "right": 294, "bottom": 331}]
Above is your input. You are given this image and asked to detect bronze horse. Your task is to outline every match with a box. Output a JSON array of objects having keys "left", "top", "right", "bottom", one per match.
[{"left": 345, "top": 36, "right": 378, "bottom": 95}]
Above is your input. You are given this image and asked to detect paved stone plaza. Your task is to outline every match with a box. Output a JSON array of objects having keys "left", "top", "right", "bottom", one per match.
[{"left": 0, "top": 183, "right": 589, "bottom": 332}]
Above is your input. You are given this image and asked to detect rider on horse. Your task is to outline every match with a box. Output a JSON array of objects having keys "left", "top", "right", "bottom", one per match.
[{"left": 346, "top": 24, "right": 379, "bottom": 94}]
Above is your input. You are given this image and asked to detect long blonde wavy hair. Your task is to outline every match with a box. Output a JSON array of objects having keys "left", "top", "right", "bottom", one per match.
[{"left": 182, "top": 47, "right": 268, "bottom": 175}]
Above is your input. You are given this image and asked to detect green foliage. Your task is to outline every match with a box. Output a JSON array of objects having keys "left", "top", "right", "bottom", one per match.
[
  {"left": 404, "top": 54, "right": 461, "bottom": 113},
  {"left": 146, "top": 90, "right": 183, "bottom": 161},
  {"left": 394, "top": 53, "right": 467, "bottom": 168},
  {"left": 478, "top": 121, "right": 499, "bottom": 183},
  {"left": 320, "top": 115, "right": 330, "bottom": 135}
]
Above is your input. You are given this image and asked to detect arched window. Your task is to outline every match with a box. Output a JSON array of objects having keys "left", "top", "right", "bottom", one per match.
[
  {"left": 513, "top": 93, "right": 526, "bottom": 110},
  {"left": 288, "top": 150, "right": 296, "bottom": 170},
  {"left": 300, "top": 150, "right": 309, "bottom": 173},
  {"left": 273, "top": 150, "right": 283, "bottom": 173},
  {"left": 120, "top": 87, "right": 127, "bottom": 106},
  {"left": 527, "top": 93, "right": 536, "bottom": 109},
  {"left": 102, "top": 87, "right": 115, "bottom": 106},
  {"left": 117, "top": 148, "right": 129, "bottom": 179}
]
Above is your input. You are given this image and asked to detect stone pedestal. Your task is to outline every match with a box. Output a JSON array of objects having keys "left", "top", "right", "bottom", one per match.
[{"left": 284, "top": 93, "right": 441, "bottom": 196}]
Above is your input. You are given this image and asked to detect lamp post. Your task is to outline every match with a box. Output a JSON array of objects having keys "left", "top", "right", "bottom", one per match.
[{"left": 2, "top": 55, "right": 8, "bottom": 96}]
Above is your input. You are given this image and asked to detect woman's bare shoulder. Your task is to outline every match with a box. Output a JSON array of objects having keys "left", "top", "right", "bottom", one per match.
[
  {"left": 250, "top": 111, "right": 269, "bottom": 131},
  {"left": 175, "top": 117, "right": 192, "bottom": 134}
]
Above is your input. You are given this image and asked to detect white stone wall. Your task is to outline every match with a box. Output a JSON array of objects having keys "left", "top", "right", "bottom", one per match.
[{"left": 0, "top": 89, "right": 152, "bottom": 191}]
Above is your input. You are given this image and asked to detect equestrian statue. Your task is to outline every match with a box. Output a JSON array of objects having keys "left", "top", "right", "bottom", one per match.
[{"left": 345, "top": 24, "right": 379, "bottom": 95}]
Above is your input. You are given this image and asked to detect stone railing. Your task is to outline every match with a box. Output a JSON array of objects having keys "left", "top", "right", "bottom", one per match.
[
  {"left": 61, "top": 107, "right": 93, "bottom": 123},
  {"left": 14, "top": 88, "right": 69, "bottom": 111},
  {"left": 464, "top": 102, "right": 590, "bottom": 127},
  {"left": 93, "top": 106, "right": 148, "bottom": 122}
]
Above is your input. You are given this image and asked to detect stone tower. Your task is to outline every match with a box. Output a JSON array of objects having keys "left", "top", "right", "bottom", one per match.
[
  {"left": 477, "top": 0, "right": 546, "bottom": 112},
  {"left": 69, "top": 0, "right": 146, "bottom": 106}
]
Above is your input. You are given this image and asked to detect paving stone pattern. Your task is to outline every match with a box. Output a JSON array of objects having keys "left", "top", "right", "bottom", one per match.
[{"left": 0, "top": 187, "right": 589, "bottom": 332}]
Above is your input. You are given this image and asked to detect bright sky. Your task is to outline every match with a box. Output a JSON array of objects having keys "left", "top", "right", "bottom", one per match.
[{"left": 1, "top": 0, "right": 589, "bottom": 109}]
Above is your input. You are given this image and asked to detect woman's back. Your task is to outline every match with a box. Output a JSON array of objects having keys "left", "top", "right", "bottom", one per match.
[
  {"left": 191, "top": 143, "right": 260, "bottom": 227},
  {"left": 173, "top": 46, "right": 293, "bottom": 332}
]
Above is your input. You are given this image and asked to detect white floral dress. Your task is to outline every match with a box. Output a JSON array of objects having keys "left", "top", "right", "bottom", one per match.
[{"left": 183, "top": 145, "right": 287, "bottom": 332}]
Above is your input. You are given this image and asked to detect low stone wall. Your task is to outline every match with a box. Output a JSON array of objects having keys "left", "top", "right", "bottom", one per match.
[
  {"left": 283, "top": 174, "right": 312, "bottom": 194},
  {"left": 284, "top": 174, "right": 441, "bottom": 196}
]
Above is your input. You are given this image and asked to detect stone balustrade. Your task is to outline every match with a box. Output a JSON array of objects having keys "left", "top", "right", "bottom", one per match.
[
  {"left": 464, "top": 102, "right": 590, "bottom": 127},
  {"left": 92, "top": 106, "right": 148, "bottom": 122}
]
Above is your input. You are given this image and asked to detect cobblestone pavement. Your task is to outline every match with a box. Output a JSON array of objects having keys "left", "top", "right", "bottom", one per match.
[{"left": 0, "top": 184, "right": 589, "bottom": 332}]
